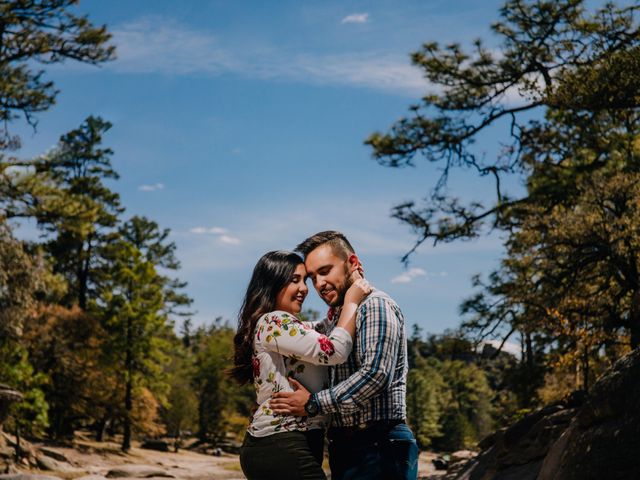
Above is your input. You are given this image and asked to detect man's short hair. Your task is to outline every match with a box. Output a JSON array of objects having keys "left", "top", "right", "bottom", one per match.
[{"left": 296, "top": 231, "right": 355, "bottom": 260}]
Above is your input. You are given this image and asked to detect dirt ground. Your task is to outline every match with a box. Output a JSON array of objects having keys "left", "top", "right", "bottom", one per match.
[{"left": 15, "top": 439, "right": 447, "bottom": 479}]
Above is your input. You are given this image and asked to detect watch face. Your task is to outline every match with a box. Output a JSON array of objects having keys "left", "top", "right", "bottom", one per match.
[{"left": 305, "top": 399, "right": 319, "bottom": 416}]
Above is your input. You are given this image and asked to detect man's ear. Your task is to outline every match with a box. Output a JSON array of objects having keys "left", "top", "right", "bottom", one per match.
[{"left": 347, "top": 254, "right": 360, "bottom": 273}]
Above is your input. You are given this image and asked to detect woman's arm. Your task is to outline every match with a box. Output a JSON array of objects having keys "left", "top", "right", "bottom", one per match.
[
  {"left": 256, "top": 311, "right": 352, "bottom": 365},
  {"left": 334, "top": 275, "right": 371, "bottom": 340}
]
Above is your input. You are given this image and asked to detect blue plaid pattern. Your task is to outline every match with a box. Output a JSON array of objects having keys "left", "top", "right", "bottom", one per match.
[{"left": 313, "top": 289, "right": 408, "bottom": 427}]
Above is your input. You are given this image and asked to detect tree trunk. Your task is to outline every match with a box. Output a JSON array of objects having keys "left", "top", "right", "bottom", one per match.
[
  {"left": 77, "top": 242, "right": 87, "bottom": 310},
  {"left": 582, "top": 346, "right": 590, "bottom": 394},
  {"left": 95, "top": 415, "right": 107, "bottom": 442},
  {"left": 630, "top": 290, "right": 640, "bottom": 349},
  {"left": 123, "top": 378, "right": 132, "bottom": 451},
  {"left": 122, "top": 315, "right": 133, "bottom": 452}
]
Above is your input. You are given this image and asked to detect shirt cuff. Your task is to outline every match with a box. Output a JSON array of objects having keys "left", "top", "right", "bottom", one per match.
[{"left": 315, "top": 387, "right": 338, "bottom": 415}]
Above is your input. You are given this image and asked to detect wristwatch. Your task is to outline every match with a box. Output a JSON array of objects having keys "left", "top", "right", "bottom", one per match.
[{"left": 304, "top": 394, "right": 320, "bottom": 417}]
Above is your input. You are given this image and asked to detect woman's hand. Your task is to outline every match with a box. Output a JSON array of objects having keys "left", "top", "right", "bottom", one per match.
[{"left": 344, "top": 270, "right": 372, "bottom": 306}]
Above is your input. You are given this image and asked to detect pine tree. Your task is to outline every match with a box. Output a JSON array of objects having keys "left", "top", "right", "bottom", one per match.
[{"left": 98, "top": 237, "right": 169, "bottom": 452}]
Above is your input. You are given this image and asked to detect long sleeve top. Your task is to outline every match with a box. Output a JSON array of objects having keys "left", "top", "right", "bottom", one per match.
[
  {"left": 248, "top": 310, "right": 353, "bottom": 437},
  {"left": 311, "top": 289, "right": 408, "bottom": 427}
]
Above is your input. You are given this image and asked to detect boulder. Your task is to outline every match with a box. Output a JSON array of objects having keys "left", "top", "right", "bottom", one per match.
[
  {"left": 37, "top": 449, "right": 70, "bottom": 464},
  {"left": 450, "top": 403, "right": 577, "bottom": 480},
  {"left": 450, "top": 450, "right": 476, "bottom": 464},
  {"left": 140, "top": 440, "right": 169, "bottom": 452},
  {"left": 35, "top": 455, "right": 76, "bottom": 473},
  {"left": 538, "top": 348, "right": 640, "bottom": 480},
  {"left": 0, "top": 475, "right": 62, "bottom": 480},
  {"left": 105, "top": 465, "right": 174, "bottom": 478},
  {"left": 447, "top": 348, "right": 640, "bottom": 479}
]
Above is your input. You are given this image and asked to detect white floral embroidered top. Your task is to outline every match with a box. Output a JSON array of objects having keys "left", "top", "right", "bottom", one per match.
[{"left": 248, "top": 310, "right": 353, "bottom": 437}]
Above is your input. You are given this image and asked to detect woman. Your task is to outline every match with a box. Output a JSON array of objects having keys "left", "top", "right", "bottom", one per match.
[{"left": 231, "top": 250, "right": 370, "bottom": 480}]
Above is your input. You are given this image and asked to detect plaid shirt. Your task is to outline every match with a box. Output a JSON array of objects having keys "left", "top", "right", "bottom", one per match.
[{"left": 312, "top": 289, "right": 408, "bottom": 427}]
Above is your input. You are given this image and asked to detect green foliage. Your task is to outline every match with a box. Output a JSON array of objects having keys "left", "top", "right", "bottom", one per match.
[
  {"left": 162, "top": 350, "right": 199, "bottom": 437},
  {"left": 369, "top": 0, "right": 640, "bottom": 415},
  {"left": 38, "top": 116, "right": 123, "bottom": 309},
  {"left": 98, "top": 233, "right": 170, "bottom": 450},
  {"left": 441, "top": 360, "right": 494, "bottom": 443},
  {"left": 406, "top": 357, "right": 448, "bottom": 448},
  {"left": 0, "top": 0, "right": 114, "bottom": 149},
  {"left": 119, "top": 215, "right": 193, "bottom": 324},
  {"left": 0, "top": 221, "right": 50, "bottom": 435},
  {"left": 192, "top": 320, "right": 254, "bottom": 442},
  {"left": 406, "top": 331, "right": 514, "bottom": 451},
  {"left": 0, "top": 220, "right": 41, "bottom": 338},
  {"left": 22, "top": 306, "right": 106, "bottom": 439},
  {"left": 0, "top": 343, "right": 49, "bottom": 436},
  {"left": 440, "top": 412, "right": 476, "bottom": 452},
  {"left": 0, "top": 0, "right": 202, "bottom": 449}
]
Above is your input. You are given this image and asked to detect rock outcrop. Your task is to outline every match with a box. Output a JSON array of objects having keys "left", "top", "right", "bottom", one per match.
[
  {"left": 105, "top": 465, "right": 174, "bottom": 478},
  {"left": 449, "top": 348, "right": 640, "bottom": 479},
  {"left": 538, "top": 348, "right": 640, "bottom": 480}
]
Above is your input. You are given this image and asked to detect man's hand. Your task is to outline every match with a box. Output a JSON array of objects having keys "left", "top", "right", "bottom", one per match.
[{"left": 270, "top": 378, "right": 310, "bottom": 417}]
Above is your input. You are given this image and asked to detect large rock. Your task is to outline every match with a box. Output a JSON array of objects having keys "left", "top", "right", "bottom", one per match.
[
  {"left": 105, "top": 465, "right": 174, "bottom": 478},
  {"left": 34, "top": 455, "right": 78, "bottom": 473},
  {"left": 449, "top": 348, "right": 640, "bottom": 479},
  {"left": 0, "top": 475, "right": 62, "bottom": 480},
  {"left": 140, "top": 440, "right": 169, "bottom": 452},
  {"left": 538, "top": 348, "right": 640, "bottom": 480},
  {"left": 37, "top": 449, "right": 70, "bottom": 464},
  {"left": 451, "top": 404, "right": 577, "bottom": 480}
]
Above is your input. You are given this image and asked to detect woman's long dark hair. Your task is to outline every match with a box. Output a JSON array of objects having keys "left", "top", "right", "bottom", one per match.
[{"left": 230, "top": 250, "right": 303, "bottom": 385}]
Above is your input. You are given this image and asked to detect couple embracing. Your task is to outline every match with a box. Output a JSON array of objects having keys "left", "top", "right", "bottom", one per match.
[{"left": 231, "top": 231, "right": 419, "bottom": 480}]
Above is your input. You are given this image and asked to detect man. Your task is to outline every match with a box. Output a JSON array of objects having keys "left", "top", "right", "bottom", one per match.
[{"left": 271, "top": 231, "right": 419, "bottom": 480}]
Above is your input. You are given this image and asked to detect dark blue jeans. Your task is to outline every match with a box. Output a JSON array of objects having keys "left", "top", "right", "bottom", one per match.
[{"left": 328, "top": 421, "right": 419, "bottom": 480}]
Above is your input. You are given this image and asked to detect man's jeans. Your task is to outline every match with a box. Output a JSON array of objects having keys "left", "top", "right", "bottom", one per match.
[{"left": 328, "top": 421, "right": 419, "bottom": 480}]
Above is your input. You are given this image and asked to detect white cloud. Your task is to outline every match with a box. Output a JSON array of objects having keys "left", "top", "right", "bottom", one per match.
[
  {"left": 219, "top": 235, "right": 241, "bottom": 245},
  {"left": 138, "top": 182, "right": 164, "bottom": 191},
  {"left": 390, "top": 268, "right": 450, "bottom": 284},
  {"left": 104, "top": 17, "right": 425, "bottom": 97},
  {"left": 391, "top": 267, "right": 427, "bottom": 284},
  {"left": 341, "top": 13, "right": 369, "bottom": 24},
  {"left": 113, "top": 17, "right": 240, "bottom": 75},
  {"left": 190, "top": 226, "right": 228, "bottom": 235}
]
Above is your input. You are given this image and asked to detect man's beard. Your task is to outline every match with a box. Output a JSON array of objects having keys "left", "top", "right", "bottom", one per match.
[{"left": 330, "top": 263, "right": 353, "bottom": 307}]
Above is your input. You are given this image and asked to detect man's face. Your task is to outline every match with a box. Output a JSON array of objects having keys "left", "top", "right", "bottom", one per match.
[{"left": 304, "top": 245, "right": 353, "bottom": 307}]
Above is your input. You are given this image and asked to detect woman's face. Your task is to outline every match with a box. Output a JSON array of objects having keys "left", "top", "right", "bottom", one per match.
[{"left": 275, "top": 263, "right": 308, "bottom": 314}]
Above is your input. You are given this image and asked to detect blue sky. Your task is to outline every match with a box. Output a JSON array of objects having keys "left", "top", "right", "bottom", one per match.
[{"left": 12, "top": 0, "right": 524, "bottom": 337}]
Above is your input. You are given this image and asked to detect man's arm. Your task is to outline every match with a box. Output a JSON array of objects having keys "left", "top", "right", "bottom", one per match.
[{"left": 271, "top": 295, "right": 400, "bottom": 416}]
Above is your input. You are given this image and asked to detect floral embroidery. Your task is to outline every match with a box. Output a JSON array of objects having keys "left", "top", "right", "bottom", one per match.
[
  {"left": 285, "top": 356, "right": 306, "bottom": 378},
  {"left": 318, "top": 336, "right": 335, "bottom": 355}
]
